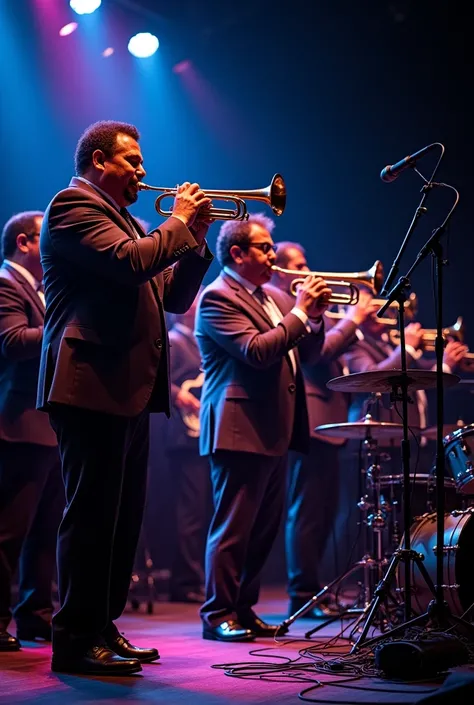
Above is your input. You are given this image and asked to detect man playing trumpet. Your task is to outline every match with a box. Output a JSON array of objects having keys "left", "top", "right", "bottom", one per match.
[{"left": 195, "top": 214, "right": 330, "bottom": 641}]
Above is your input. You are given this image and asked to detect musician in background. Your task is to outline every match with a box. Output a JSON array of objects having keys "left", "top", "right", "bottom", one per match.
[
  {"left": 0, "top": 212, "right": 62, "bottom": 651},
  {"left": 345, "top": 300, "right": 469, "bottom": 428},
  {"left": 271, "top": 242, "right": 379, "bottom": 618},
  {"left": 165, "top": 291, "right": 210, "bottom": 604}
]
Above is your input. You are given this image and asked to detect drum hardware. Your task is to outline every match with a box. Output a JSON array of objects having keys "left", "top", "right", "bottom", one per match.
[
  {"left": 327, "top": 362, "right": 467, "bottom": 652},
  {"left": 280, "top": 418, "right": 404, "bottom": 637},
  {"left": 339, "top": 165, "right": 474, "bottom": 652}
]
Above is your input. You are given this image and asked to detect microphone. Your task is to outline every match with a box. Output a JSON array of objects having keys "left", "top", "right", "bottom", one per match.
[{"left": 380, "top": 144, "right": 438, "bottom": 183}]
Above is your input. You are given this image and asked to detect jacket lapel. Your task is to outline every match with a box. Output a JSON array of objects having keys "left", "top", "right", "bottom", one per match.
[{"left": 222, "top": 273, "right": 273, "bottom": 328}]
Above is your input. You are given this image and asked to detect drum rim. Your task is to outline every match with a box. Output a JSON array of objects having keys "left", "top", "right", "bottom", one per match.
[{"left": 443, "top": 422, "right": 474, "bottom": 445}]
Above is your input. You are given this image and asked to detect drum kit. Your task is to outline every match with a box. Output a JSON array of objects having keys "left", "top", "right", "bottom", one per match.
[{"left": 281, "top": 368, "right": 474, "bottom": 644}]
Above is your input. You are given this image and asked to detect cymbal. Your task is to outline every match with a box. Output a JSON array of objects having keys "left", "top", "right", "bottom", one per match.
[
  {"left": 314, "top": 417, "right": 417, "bottom": 440},
  {"left": 326, "top": 370, "right": 460, "bottom": 393},
  {"left": 422, "top": 422, "right": 467, "bottom": 440}
]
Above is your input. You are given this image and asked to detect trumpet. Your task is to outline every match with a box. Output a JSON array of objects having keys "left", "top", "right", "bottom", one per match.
[
  {"left": 326, "top": 292, "right": 419, "bottom": 324},
  {"left": 137, "top": 174, "right": 286, "bottom": 221},
  {"left": 271, "top": 260, "right": 384, "bottom": 305},
  {"left": 389, "top": 316, "right": 466, "bottom": 348}
]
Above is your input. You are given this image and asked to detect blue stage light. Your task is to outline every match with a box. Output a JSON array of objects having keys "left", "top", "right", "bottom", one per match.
[
  {"left": 69, "top": 0, "right": 101, "bottom": 15},
  {"left": 128, "top": 33, "right": 159, "bottom": 58}
]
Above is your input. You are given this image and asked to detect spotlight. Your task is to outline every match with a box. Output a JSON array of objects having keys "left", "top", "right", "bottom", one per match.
[
  {"left": 173, "top": 60, "right": 191, "bottom": 74},
  {"left": 102, "top": 47, "right": 114, "bottom": 58},
  {"left": 69, "top": 0, "right": 101, "bottom": 15},
  {"left": 128, "top": 32, "right": 159, "bottom": 59},
  {"left": 59, "top": 22, "right": 78, "bottom": 36}
]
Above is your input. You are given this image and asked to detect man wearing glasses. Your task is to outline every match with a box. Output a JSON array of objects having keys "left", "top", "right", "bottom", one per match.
[
  {"left": 0, "top": 212, "right": 62, "bottom": 651},
  {"left": 195, "top": 213, "right": 331, "bottom": 641}
]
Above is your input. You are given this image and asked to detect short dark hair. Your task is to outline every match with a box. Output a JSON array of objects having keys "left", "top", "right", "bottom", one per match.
[
  {"left": 274, "top": 241, "right": 306, "bottom": 268},
  {"left": 1, "top": 211, "right": 43, "bottom": 260},
  {"left": 215, "top": 212, "right": 275, "bottom": 267},
  {"left": 74, "top": 120, "right": 140, "bottom": 176}
]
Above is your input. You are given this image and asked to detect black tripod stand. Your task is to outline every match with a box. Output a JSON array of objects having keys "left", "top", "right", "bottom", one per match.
[{"left": 350, "top": 146, "right": 474, "bottom": 652}]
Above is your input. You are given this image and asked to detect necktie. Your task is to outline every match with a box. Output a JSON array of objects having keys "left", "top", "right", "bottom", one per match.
[{"left": 253, "top": 286, "right": 297, "bottom": 374}]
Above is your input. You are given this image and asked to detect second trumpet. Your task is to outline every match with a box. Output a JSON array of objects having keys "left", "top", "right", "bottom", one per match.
[{"left": 271, "top": 260, "right": 384, "bottom": 305}]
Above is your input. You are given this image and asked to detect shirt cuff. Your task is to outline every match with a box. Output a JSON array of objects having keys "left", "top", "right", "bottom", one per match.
[
  {"left": 291, "top": 307, "right": 322, "bottom": 333},
  {"left": 442, "top": 363, "right": 452, "bottom": 374}
]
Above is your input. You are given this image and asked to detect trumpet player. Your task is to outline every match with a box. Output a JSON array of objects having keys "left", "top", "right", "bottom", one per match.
[
  {"left": 271, "top": 242, "right": 380, "bottom": 619},
  {"left": 37, "top": 120, "right": 214, "bottom": 676},
  {"left": 345, "top": 295, "right": 469, "bottom": 429},
  {"left": 195, "top": 214, "right": 331, "bottom": 641}
]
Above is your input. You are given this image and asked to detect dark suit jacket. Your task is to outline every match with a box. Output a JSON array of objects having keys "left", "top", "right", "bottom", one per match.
[
  {"left": 0, "top": 263, "right": 57, "bottom": 445},
  {"left": 345, "top": 333, "right": 422, "bottom": 428},
  {"left": 195, "top": 273, "right": 324, "bottom": 457},
  {"left": 37, "top": 177, "right": 212, "bottom": 417},
  {"left": 167, "top": 325, "right": 203, "bottom": 450},
  {"left": 303, "top": 315, "right": 357, "bottom": 445}
]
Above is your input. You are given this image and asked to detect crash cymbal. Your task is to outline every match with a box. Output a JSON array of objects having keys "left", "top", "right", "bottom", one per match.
[
  {"left": 326, "top": 370, "right": 460, "bottom": 393},
  {"left": 315, "top": 415, "right": 418, "bottom": 440},
  {"left": 422, "top": 422, "right": 467, "bottom": 440}
]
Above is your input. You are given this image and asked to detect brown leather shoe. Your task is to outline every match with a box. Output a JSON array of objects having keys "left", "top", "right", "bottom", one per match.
[
  {"left": 202, "top": 620, "right": 256, "bottom": 642},
  {"left": 0, "top": 630, "right": 20, "bottom": 651},
  {"left": 51, "top": 645, "right": 142, "bottom": 675}
]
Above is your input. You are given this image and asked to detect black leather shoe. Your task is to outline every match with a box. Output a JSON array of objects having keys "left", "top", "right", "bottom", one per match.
[
  {"left": 238, "top": 614, "right": 289, "bottom": 637},
  {"left": 16, "top": 620, "right": 52, "bottom": 642},
  {"left": 104, "top": 629, "right": 159, "bottom": 663},
  {"left": 51, "top": 645, "right": 142, "bottom": 675},
  {"left": 169, "top": 590, "right": 206, "bottom": 604},
  {"left": 202, "top": 620, "right": 256, "bottom": 642},
  {"left": 0, "top": 630, "right": 21, "bottom": 651},
  {"left": 288, "top": 597, "right": 341, "bottom": 620}
]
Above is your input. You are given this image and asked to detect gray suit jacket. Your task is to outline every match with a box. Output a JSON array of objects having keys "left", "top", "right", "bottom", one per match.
[{"left": 195, "top": 273, "right": 324, "bottom": 457}]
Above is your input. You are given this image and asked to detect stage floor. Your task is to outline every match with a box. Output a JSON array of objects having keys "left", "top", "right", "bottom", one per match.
[{"left": 1, "top": 587, "right": 473, "bottom": 704}]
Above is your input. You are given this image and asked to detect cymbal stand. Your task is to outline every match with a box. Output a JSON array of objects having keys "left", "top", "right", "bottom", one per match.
[
  {"left": 350, "top": 152, "right": 474, "bottom": 653},
  {"left": 280, "top": 430, "right": 392, "bottom": 637}
]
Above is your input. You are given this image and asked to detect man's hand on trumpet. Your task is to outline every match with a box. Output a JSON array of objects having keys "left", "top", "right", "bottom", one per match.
[
  {"left": 443, "top": 340, "right": 470, "bottom": 371},
  {"left": 172, "top": 182, "right": 212, "bottom": 231},
  {"left": 294, "top": 276, "right": 333, "bottom": 320},
  {"left": 346, "top": 290, "right": 381, "bottom": 326}
]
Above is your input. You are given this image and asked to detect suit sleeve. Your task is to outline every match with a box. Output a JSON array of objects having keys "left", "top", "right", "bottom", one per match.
[
  {"left": 162, "top": 243, "right": 213, "bottom": 314},
  {"left": 197, "top": 288, "right": 310, "bottom": 369},
  {"left": 0, "top": 280, "right": 43, "bottom": 360},
  {"left": 345, "top": 341, "right": 414, "bottom": 373},
  {"left": 46, "top": 189, "right": 201, "bottom": 286},
  {"left": 318, "top": 318, "right": 358, "bottom": 362}
]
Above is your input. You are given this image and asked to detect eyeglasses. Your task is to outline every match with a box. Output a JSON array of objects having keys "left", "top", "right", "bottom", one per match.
[{"left": 242, "top": 242, "right": 277, "bottom": 255}]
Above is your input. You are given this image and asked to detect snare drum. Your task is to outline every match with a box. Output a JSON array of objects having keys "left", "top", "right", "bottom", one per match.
[
  {"left": 444, "top": 424, "right": 474, "bottom": 494},
  {"left": 399, "top": 509, "right": 474, "bottom": 616}
]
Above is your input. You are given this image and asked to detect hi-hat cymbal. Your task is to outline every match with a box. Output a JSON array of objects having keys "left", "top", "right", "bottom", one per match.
[
  {"left": 314, "top": 416, "right": 418, "bottom": 440},
  {"left": 326, "top": 370, "right": 460, "bottom": 393}
]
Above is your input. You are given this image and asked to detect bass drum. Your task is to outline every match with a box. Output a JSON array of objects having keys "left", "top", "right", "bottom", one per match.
[{"left": 399, "top": 509, "right": 474, "bottom": 616}]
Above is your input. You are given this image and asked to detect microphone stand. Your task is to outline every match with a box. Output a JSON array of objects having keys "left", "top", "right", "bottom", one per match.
[{"left": 351, "top": 170, "right": 474, "bottom": 653}]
